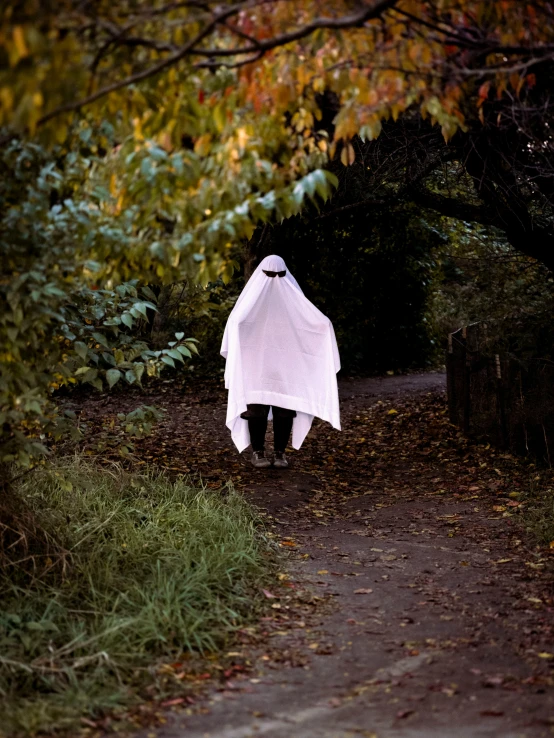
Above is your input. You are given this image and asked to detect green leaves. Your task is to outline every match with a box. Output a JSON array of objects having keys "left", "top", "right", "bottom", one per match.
[
  {"left": 177, "top": 345, "right": 192, "bottom": 358},
  {"left": 106, "top": 369, "right": 121, "bottom": 388},
  {"left": 74, "top": 342, "right": 88, "bottom": 360},
  {"left": 289, "top": 169, "right": 338, "bottom": 215},
  {"left": 92, "top": 332, "right": 109, "bottom": 348}
]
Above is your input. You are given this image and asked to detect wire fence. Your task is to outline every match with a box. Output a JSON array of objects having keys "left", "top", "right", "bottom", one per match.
[{"left": 447, "top": 322, "right": 554, "bottom": 465}]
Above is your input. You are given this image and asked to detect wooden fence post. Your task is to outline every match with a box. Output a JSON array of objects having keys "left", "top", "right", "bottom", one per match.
[{"left": 462, "top": 326, "right": 470, "bottom": 435}]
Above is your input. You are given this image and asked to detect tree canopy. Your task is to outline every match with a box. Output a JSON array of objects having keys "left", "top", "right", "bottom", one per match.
[{"left": 3, "top": 1, "right": 553, "bottom": 266}]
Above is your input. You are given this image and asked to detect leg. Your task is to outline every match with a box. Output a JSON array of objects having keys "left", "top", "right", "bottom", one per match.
[
  {"left": 241, "top": 405, "right": 270, "bottom": 453},
  {"left": 272, "top": 407, "right": 295, "bottom": 453},
  {"left": 244, "top": 405, "right": 271, "bottom": 468},
  {"left": 248, "top": 417, "right": 268, "bottom": 452}
]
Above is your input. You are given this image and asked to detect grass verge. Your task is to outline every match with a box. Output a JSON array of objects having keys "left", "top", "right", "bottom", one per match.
[{"left": 0, "top": 458, "right": 276, "bottom": 737}]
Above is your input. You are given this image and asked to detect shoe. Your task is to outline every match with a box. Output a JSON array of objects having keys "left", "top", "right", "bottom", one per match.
[
  {"left": 251, "top": 450, "right": 271, "bottom": 468},
  {"left": 273, "top": 451, "right": 289, "bottom": 468}
]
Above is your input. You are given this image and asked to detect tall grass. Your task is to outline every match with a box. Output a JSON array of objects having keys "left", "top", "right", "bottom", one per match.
[{"left": 0, "top": 459, "right": 276, "bottom": 736}]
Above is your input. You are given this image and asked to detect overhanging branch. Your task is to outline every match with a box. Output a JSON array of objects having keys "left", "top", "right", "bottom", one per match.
[
  {"left": 37, "top": 0, "right": 398, "bottom": 126},
  {"left": 408, "top": 189, "right": 498, "bottom": 227}
]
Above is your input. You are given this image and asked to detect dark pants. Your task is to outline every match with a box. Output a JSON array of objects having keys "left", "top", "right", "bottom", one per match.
[{"left": 240, "top": 404, "right": 296, "bottom": 453}]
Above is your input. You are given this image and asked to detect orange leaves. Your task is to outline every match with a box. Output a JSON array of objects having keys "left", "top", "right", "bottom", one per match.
[
  {"left": 478, "top": 82, "right": 491, "bottom": 105},
  {"left": 274, "top": 81, "right": 295, "bottom": 110},
  {"left": 340, "top": 141, "right": 356, "bottom": 167}
]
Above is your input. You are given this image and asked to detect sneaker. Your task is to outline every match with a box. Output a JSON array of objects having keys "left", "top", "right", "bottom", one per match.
[
  {"left": 251, "top": 450, "right": 271, "bottom": 468},
  {"left": 273, "top": 451, "right": 289, "bottom": 468}
]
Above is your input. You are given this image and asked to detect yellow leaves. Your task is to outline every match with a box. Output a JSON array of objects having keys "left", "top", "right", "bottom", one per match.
[
  {"left": 11, "top": 25, "right": 29, "bottom": 65},
  {"left": 291, "top": 108, "right": 314, "bottom": 133},
  {"left": 213, "top": 103, "right": 226, "bottom": 133},
  {"left": 235, "top": 126, "right": 247, "bottom": 147},
  {"left": 340, "top": 142, "right": 355, "bottom": 167},
  {"left": 133, "top": 117, "right": 144, "bottom": 142},
  {"left": 274, "top": 81, "right": 294, "bottom": 109},
  {"left": 296, "top": 64, "right": 312, "bottom": 90},
  {"left": 54, "top": 120, "right": 69, "bottom": 145},
  {"left": 219, "top": 260, "right": 235, "bottom": 285},
  {"left": 0, "top": 86, "right": 14, "bottom": 122},
  {"left": 312, "top": 77, "right": 325, "bottom": 94},
  {"left": 194, "top": 134, "right": 212, "bottom": 156}
]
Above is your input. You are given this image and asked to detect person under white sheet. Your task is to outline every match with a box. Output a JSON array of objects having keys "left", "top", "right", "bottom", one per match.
[{"left": 220, "top": 254, "right": 341, "bottom": 468}]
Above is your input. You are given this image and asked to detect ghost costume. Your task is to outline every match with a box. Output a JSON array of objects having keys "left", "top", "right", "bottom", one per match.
[{"left": 221, "top": 255, "right": 341, "bottom": 453}]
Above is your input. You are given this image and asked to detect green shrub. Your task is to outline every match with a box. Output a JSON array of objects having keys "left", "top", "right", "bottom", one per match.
[{"left": 430, "top": 218, "right": 554, "bottom": 354}]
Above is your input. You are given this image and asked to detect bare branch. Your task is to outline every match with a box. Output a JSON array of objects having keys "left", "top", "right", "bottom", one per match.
[
  {"left": 37, "top": 0, "right": 399, "bottom": 126},
  {"left": 192, "top": 0, "right": 399, "bottom": 58},
  {"left": 195, "top": 51, "right": 264, "bottom": 70},
  {"left": 221, "top": 20, "right": 263, "bottom": 49},
  {"left": 408, "top": 188, "right": 498, "bottom": 227}
]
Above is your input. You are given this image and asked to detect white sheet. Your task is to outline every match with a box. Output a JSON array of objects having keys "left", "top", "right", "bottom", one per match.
[{"left": 221, "top": 254, "right": 341, "bottom": 452}]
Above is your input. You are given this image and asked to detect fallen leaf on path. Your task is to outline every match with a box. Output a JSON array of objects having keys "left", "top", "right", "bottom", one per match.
[
  {"left": 80, "top": 718, "right": 98, "bottom": 728},
  {"left": 396, "top": 709, "right": 415, "bottom": 719},
  {"left": 161, "top": 697, "right": 186, "bottom": 707}
]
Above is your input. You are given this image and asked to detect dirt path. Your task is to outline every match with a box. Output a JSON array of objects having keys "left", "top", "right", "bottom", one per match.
[{"left": 72, "top": 372, "right": 554, "bottom": 738}]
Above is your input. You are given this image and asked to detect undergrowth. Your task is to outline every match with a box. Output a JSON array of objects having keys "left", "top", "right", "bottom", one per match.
[
  {"left": 0, "top": 458, "right": 276, "bottom": 737},
  {"left": 521, "top": 476, "right": 554, "bottom": 547}
]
